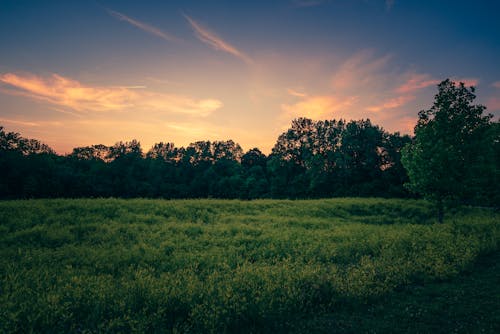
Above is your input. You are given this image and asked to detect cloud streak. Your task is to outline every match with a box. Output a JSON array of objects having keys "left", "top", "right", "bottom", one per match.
[
  {"left": 184, "top": 14, "right": 253, "bottom": 64},
  {"left": 331, "top": 50, "right": 392, "bottom": 91},
  {"left": 366, "top": 95, "right": 415, "bottom": 112},
  {"left": 0, "top": 72, "right": 222, "bottom": 116},
  {"left": 281, "top": 95, "right": 358, "bottom": 120},
  {"left": 0, "top": 118, "right": 42, "bottom": 127},
  {"left": 108, "top": 9, "right": 178, "bottom": 43},
  {"left": 287, "top": 88, "right": 308, "bottom": 97},
  {"left": 277, "top": 51, "right": 439, "bottom": 135},
  {"left": 396, "top": 74, "right": 439, "bottom": 93}
]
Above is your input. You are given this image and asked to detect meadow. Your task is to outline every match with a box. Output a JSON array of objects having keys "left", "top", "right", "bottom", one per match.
[{"left": 0, "top": 198, "right": 499, "bottom": 333}]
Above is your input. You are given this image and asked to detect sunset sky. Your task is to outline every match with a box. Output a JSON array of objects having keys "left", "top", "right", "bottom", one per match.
[{"left": 1, "top": 0, "right": 499, "bottom": 154}]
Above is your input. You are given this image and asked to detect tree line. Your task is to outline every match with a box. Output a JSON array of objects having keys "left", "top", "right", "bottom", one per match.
[
  {"left": 0, "top": 118, "right": 412, "bottom": 200},
  {"left": 1, "top": 79, "right": 497, "bottom": 208}
]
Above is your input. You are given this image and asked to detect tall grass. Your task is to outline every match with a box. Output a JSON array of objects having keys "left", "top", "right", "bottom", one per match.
[{"left": 0, "top": 198, "right": 498, "bottom": 332}]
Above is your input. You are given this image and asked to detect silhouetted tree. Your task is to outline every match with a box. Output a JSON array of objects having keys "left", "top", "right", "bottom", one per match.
[
  {"left": 240, "top": 148, "right": 268, "bottom": 198},
  {"left": 378, "top": 132, "right": 412, "bottom": 197},
  {"left": 108, "top": 140, "right": 142, "bottom": 161},
  {"left": 212, "top": 140, "right": 243, "bottom": 162},
  {"left": 146, "top": 142, "right": 184, "bottom": 162},
  {"left": 0, "top": 126, "right": 54, "bottom": 155},
  {"left": 402, "top": 79, "right": 494, "bottom": 222},
  {"left": 242, "top": 148, "right": 267, "bottom": 168},
  {"left": 69, "top": 144, "right": 111, "bottom": 161},
  {"left": 337, "top": 120, "right": 385, "bottom": 195}
]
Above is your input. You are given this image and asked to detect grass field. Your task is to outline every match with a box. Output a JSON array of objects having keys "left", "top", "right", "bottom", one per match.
[{"left": 0, "top": 198, "right": 499, "bottom": 333}]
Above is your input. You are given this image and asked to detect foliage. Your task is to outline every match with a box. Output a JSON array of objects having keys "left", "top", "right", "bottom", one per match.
[
  {"left": 0, "top": 126, "right": 54, "bottom": 155},
  {"left": 402, "top": 79, "right": 498, "bottom": 221},
  {"left": 288, "top": 249, "right": 500, "bottom": 333},
  {"left": 0, "top": 119, "right": 412, "bottom": 200},
  {"left": 1, "top": 198, "right": 499, "bottom": 332}
]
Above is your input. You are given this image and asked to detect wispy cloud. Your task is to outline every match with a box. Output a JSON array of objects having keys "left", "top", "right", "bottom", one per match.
[
  {"left": 331, "top": 50, "right": 392, "bottom": 91},
  {"left": 385, "top": 0, "right": 395, "bottom": 10},
  {"left": 396, "top": 75, "right": 479, "bottom": 93},
  {"left": 366, "top": 95, "right": 415, "bottom": 112},
  {"left": 281, "top": 95, "right": 358, "bottom": 120},
  {"left": 183, "top": 14, "right": 253, "bottom": 64},
  {"left": 0, "top": 72, "right": 222, "bottom": 116},
  {"left": 0, "top": 73, "right": 135, "bottom": 112},
  {"left": 0, "top": 118, "right": 41, "bottom": 127},
  {"left": 110, "top": 85, "right": 147, "bottom": 89},
  {"left": 396, "top": 73, "right": 439, "bottom": 93},
  {"left": 107, "top": 9, "right": 178, "bottom": 43},
  {"left": 145, "top": 77, "right": 184, "bottom": 87},
  {"left": 493, "top": 81, "right": 500, "bottom": 89},
  {"left": 277, "top": 51, "right": 436, "bottom": 134},
  {"left": 53, "top": 107, "right": 85, "bottom": 118},
  {"left": 287, "top": 88, "right": 308, "bottom": 97}
]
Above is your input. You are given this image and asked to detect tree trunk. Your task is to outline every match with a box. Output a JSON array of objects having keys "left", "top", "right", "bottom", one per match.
[{"left": 437, "top": 198, "right": 444, "bottom": 224}]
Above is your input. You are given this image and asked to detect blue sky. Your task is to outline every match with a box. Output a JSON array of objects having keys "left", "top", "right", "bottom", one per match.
[{"left": 1, "top": 0, "right": 499, "bottom": 153}]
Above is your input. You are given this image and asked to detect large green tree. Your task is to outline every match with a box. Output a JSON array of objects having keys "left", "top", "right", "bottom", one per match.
[{"left": 401, "top": 79, "right": 495, "bottom": 223}]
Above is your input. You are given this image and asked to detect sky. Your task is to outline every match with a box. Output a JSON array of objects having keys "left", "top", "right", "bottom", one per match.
[{"left": 1, "top": 0, "right": 499, "bottom": 154}]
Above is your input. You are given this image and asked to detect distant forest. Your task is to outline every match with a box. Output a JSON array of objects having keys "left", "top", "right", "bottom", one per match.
[{"left": 0, "top": 116, "right": 495, "bottom": 204}]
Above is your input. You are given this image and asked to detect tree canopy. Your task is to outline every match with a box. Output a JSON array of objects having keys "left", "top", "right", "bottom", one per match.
[
  {"left": 0, "top": 119, "right": 410, "bottom": 199},
  {"left": 401, "top": 79, "right": 498, "bottom": 222}
]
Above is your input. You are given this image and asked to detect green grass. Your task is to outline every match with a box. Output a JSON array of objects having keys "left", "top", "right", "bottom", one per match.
[
  {"left": 289, "top": 249, "right": 500, "bottom": 333},
  {"left": 0, "top": 198, "right": 498, "bottom": 333}
]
